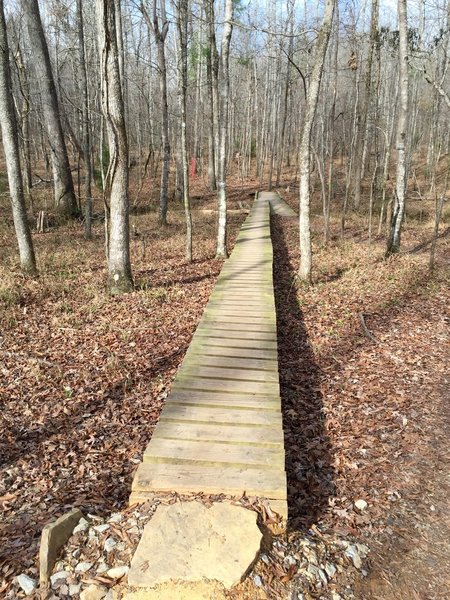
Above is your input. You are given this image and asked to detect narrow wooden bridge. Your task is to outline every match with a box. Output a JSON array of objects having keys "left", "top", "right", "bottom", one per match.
[{"left": 130, "top": 191, "right": 296, "bottom": 518}]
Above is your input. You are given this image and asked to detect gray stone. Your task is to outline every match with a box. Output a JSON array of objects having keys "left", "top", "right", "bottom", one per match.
[
  {"left": 106, "top": 565, "right": 129, "bottom": 579},
  {"left": 75, "top": 562, "right": 93, "bottom": 573},
  {"left": 108, "top": 513, "right": 123, "bottom": 524},
  {"left": 69, "top": 584, "right": 82, "bottom": 596},
  {"left": 104, "top": 537, "right": 117, "bottom": 552},
  {"left": 50, "top": 571, "right": 70, "bottom": 586},
  {"left": 73, "top": 518, "right": 89, "bottom": 534},
  {"left": 93, "top": 524, "right": 110, "bottom": 533},
  {"left": 128, "top": 502, "right": 262, "bottom": 589},
  {"left": 16, "top": 574, "right": 37, "bottom": 596},
  {"left": 80, "top": 585, "right": 108, "bottom": 600},
  {"left": 39, "top": 508, "right": 83, "bottom": 585}
]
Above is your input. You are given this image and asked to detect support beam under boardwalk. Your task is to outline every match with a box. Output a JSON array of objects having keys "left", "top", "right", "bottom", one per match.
[{"left": 130, "top": 191, "right": 295, "bottom": 521}]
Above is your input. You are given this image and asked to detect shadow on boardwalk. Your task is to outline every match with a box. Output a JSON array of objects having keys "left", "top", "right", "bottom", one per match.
[{"left": 271, "top": 215, "right": 335, "bottom": 532}]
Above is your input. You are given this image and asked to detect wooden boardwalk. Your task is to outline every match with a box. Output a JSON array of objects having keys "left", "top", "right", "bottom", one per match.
[{"left": 130, "top": 191, "right": 295, "bottom": 518}]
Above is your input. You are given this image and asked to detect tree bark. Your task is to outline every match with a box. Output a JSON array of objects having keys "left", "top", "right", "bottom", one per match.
[
  {"left": 0, "top": 0, "right": 37, "bottom": 275},
  {"left": 23, "top": 0, "right": 78, "bottom": 217},
  {"left": 299, "top": 0, "right": 335, "bottom": 282},
  {"left": 216, "top": 0, "right": 234, "bottom": 259},
  {"left": 77, "top": 0, "right": 93, "bottom": 239},
  {"left": 386, "top": 0, "right": 409, "bottom": 256},
  {"left": 96, "top": 0, "right": 133, "bottom": 294},
  {"left": 175, "top": 0, "right": 193, "bottom": 262}
]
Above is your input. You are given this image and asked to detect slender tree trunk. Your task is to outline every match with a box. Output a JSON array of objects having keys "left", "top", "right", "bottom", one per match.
[
  {"left": 299, "top": 0, "right": 335, "bottom": 282},
  {"left": 386, "top": 0, "right": 409, "bottom": 256},
  {"left": 23, "top": 0, "right": 78, "bottom": 217},
  {"left": 0, "top": 0, "right": 37, "bottom": 275},
  {"left": 215, "top": 0, "right": 233, "bottom": 258},
  {"left": 77, "top": 0, "right": 93, "bottom": 240},
  {"left": 175, "top": 0, "right": 193, "bottom": 261},
  {"left": 96, "top": 0, "right": 133, "bottom": 294}
]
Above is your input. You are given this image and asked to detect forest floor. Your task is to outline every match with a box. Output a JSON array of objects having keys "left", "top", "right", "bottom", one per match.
[{"left": 0, "top": 176, "right": 449, "bottom": 599}]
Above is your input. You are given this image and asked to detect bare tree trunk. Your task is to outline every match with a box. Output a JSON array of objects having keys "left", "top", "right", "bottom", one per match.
[
  {"left": 204, "top": 0, "right": 216, "bottom": 190},
  {"left": 299, "top": 0, "right": 335, "bottom": 282},
  {"left": 77, "top": 0, "right": 93, "bottom": 240},
  {"left": 96, "top": 0, "right": 133, "bottom": 294},
  {"left": 175, "top": 0, "right": 193, "bottom": 262},
  {"left": 215, "top": 0, "right": 233, "bottom": 259},
  {"left": 14, "top": 46, "right": 33, "bottom": 210},
  {"left": 386, "top": 0, "right": 409, "bottom": 256},
  {"left": 23, "top": 0, "right": 78, "bottom": 217},
  {"left": 0, "top": 0, "right": 37, "bottom": 275}
]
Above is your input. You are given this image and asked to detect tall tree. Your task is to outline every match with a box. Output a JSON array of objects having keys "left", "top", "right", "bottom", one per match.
[
  {"left": 215, "top": 0, "right": 234, "bottom": 259},
  {"left": 96, "top": 0, "right": 133, "bottom": 294},
  {"left": 140, "top": 0, "right": 170, "bottom": 225},
  {"left": 386, "top": 0, "right": 409, "bottom": 256},
  {"left": 175, "top": 0, "right": 193, "bottom": 262},
  {"left": 77, "top": 0, "right": 93, "bottom": 239},
  {"left": 23, "top": 0, "right": 78, "bottom": 217},
  {"left": 298, "top": 0, "right": 335, "bottom": 282},
  {"left": 0, "top": 0, "right": 37, "bottom": 275}
]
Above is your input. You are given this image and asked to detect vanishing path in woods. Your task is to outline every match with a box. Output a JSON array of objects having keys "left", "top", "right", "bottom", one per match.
[{"left": 130, "top": 192, "right": 295, "bottom": 516}]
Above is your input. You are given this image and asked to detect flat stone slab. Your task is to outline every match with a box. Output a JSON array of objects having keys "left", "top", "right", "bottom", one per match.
[
  {"left": 40, "top": 508, "right": 83, "bottom": 586},
  {"left": 128, "top": 502, "right": 262, "bottom": 589}
]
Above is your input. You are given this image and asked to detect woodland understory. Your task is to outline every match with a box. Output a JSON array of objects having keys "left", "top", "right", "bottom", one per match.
[{"left": 1, "top": 169, "right": 449, "bottom": 599}]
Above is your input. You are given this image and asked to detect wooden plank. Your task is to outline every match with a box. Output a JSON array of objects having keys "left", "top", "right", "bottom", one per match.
[
  {"left": 189, "top": 336, "right": 278, "bottom": 352},
  {"left": 195, "top": 329, "right": 277, "bottom": 342},
  {"left": 200, "top": 320, "right": 276, "bottom": 333},
  {"left": 178, "top": 364, "right": 279, "bottom": 383},
  {"left": 160, "top": 403, "right": 282, "bottom": 426},
  {"left": 179, "top": 354, "right": 278, "bottom": 372},
  {"left": 166, "top": 389, "right": 280, "bottom": 410},
  {"left": 132, "top": 462, "right": 286, "bottom": 499},
  {"left": 172, "top": 376, "right": 279, "bottom": 396},
  {"left": 143, "top": 438, "right": 284, "bottom": 468},
  {"left": 187, "top": 344, "right": 277, "bottom": 360},
  {"left": 152, "top": 421, "right": 284, "bottom": 446}
]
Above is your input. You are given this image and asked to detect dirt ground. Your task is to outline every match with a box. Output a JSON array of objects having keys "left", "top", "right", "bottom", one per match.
[{"left": 1, "top": 172, "right": 449, "bottom": 598}]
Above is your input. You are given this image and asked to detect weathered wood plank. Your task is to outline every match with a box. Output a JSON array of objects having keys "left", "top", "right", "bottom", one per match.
[
  {"left": 178, "top": 365, "right": 279, "bottom": 383},
  {"left": 152, "top": 421, "right": 284, "bottom": 446},
  {"left": 160, "top": 403, "right": 282, "bottom": 426},
  {"left": 166, "top": 389, "right": 280, "bottom": 410},
  {"left": 132, "top": 463, "right": 286, "bottom": 499},
  {"left": 143, "top": 438, "right": 284, "bottom": 468},
  {"left": 172, "top": 376, "right": 279, "bottom": 396}
]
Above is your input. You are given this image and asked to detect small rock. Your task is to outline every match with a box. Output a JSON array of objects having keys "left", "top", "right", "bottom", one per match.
[
  {"left": 253, "top": 574, "right": 263, "bottom": 587},
  {"left": 60, "top": 584, "right": 69, "bottom": 595},
  {"left": 69, "top": 584, "right": 81, "bottom": 596},
  {"left": 108, "top": 513, "right": 123, "bottom": 524},
  {"left": 106, "top": 565, "right": 129, "bottom": 579},
  {"left": 94, "top": 524, "right": 110, "bottom": 533},
  {"left": 284, "top": 555, "right": 296, "bottom": 567},
  {"left": 73, "top": 518, "right": 89, "bottom": 534},
  {"left": 97, "top": 563, "right": 108, "bottom": 574},
  {"left": 325, "top": 562, "right": 337, "bottom": 578},
  {"left": 354, "top": 499, "right": 368, "bottom": 511},
  {"left": 80, "top": 584, "right": 108, "bottom": 600},
  {"left": 72, "top": 549, "right": 81, "bottom": 559},
  {"left": 344, "top": 544, "right": 362, "bottom": 569},
  {"left": 50, "top": 571, "right": 69, "bottom": 586},
  {"left": 104, "top": 537, "right": 117, "bottom": 553},
  {"left": 75, "top": 562, "right": 93, "bottom": 573},
  {"left": 331, "top": 593, "right": 342, "bottom": 600},
  {"left": 261, "top": 554, "right": 270, "bottom": 565},
  {"left": 16, "top": 574, "right": 37, "bottom": 596},
  {"left": 88, "top": 528, "right": 97, "bottom": 539}
]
